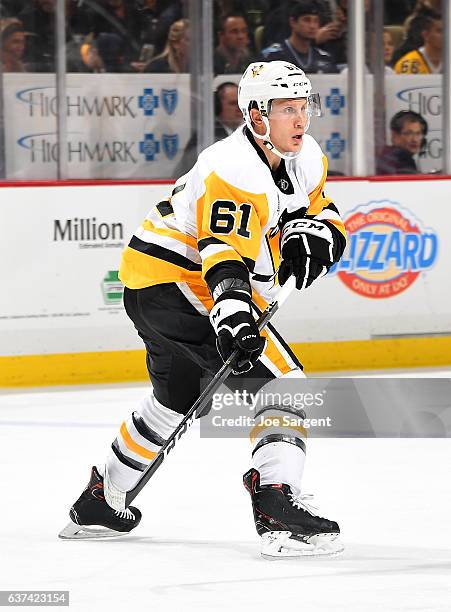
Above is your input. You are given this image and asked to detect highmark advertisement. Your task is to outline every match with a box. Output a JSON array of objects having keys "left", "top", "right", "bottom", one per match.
[
  {"left": 4, "top": 74, "right": 444, "bottom": 180},
  {"left": 3, "top": 73, "right": 191, "bottom": 180}
]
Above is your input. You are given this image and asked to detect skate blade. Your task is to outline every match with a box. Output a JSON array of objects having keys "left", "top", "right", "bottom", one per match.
[
  {"left": 261, "top": 530, "right": 344, "bottom": 559},
  {"left": 58, "top": 520, "right": 130, "bottom": 540}
]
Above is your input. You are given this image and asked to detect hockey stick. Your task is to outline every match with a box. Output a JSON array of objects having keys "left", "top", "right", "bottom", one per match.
[{"left": 123, "top": 275, "right": 297, "bottom": 508}]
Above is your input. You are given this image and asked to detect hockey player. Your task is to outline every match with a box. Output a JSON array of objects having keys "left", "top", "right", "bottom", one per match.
[{"left": 61, "top": 61, "right": 346, "bottom": 557}]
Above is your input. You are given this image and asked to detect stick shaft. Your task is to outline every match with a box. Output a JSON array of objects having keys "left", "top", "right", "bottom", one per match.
[{"left": 125, "top": 277, "right": 296, "bottom": 506}]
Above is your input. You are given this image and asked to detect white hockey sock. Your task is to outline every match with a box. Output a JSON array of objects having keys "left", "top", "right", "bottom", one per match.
[
  {"left": 250, "top": 399, "right": 307, "bottom": 497},
  {"left": 105, "top": 389, "right": 183, "bottom": 492},
  {"left": 253, "top": 441, "right": 306, "bottom": 497}
]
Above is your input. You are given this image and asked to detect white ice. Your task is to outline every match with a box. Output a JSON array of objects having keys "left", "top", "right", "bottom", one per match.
[{"left": 1, "top": 374, "right": 451, "bottom": 612}]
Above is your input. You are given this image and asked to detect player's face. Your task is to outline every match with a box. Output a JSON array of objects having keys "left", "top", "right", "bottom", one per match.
[
  {"left": 290, "top": 15, "right": 320, "bottom": 41},
  {"left": 220, "top": 17, "right": 249, "bottom": 52},
  {"left": 268, "top": 98, "right": 309, "bottom": 153},
  {"left": 392, "top": 120, "right": 423, "bottom": 155}
]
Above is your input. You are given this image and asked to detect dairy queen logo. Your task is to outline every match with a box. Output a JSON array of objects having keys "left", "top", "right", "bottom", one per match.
[{"left": 331, "top": 201, "right": 438, "bottom": 298}]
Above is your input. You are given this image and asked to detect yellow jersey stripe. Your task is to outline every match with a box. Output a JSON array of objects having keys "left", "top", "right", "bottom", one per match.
[
  {"left": 142, "top": 219, "right": 198, "bottom": 250},
  {"left": 119, "top": 246, "right": 203, "bottom": 289},
  {"left": 261, "top": 329, "right": 295, "bottom": 375}
]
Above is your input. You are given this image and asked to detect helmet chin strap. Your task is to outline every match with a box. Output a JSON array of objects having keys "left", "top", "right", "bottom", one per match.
[{"left": 246, "top": 114, "right": 310, "bottom": 161}]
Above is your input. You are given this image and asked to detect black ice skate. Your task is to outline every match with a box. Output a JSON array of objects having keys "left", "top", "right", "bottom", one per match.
[
  {"left": 243, "top": 468, "right": 344, "bottom": 558},
  {"left": 58, "top": 466, "right": 141, "bottom": 540}
]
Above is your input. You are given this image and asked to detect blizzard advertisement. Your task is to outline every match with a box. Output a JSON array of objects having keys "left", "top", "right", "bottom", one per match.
[
  {"left": 3, "top": 73, "right": 190, "bottom": 180},
  {"left": 330, "top": 200, "right": 438, "bottom": 299},
  {"left": 385, "top": 74, "right": 442, "bottom": 174}
]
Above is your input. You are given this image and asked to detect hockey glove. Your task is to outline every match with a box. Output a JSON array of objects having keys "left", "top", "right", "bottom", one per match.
[
  {"left": 209, "top": 279, "right": 266, "bottom": 375},
  {"left": 279, "top": 218, "right": 338, "bottom": 290}
]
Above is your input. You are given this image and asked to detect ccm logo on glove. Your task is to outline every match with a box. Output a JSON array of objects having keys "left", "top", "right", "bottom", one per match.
[{"left": 279, "top": 218, "right": 337, "bottom": 290}]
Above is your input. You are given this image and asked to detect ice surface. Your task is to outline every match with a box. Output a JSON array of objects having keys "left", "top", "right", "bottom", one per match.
[{"left": 1, "top": 381, "right": 451, "bottom": 612}]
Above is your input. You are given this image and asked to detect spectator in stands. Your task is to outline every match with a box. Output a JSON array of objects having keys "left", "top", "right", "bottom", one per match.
[
  {"left": 384, "top": 0, "right": 416, "bottom": 25},
  {"left": 1, "top": 18, "right": 28, "bottom": 72},
  {"left": 391, "top": 5, "right": 441, "bottom": 66},
  {"left": 144, "top": 18, "right": 189, "bottom": 73},
  {"left": 383, "top": 28, "right": 395, "bottom": 71},
  {"left": 314, "top": 1, "right": 346, "bottom": 58},
  {"left": 315, "top": 0, "right": 372, "bottom": 67},
  {"left": 77, "top": 35, "right": 106, "bottom": 72},
  {"left": 376, "top": 110, "right": 428, "bottom": 175},
  {"left": 260, "top": 0, "right": 330, "bottom": 49},
  {"left": 73, "top": 32, "right": 129, "bottom": 73},
  {"left": 95, "top": 32, "right": 127, "bottom": 72},
  {"left": 394, "top": 8, "right": 442, "bottom": 73},
  {"left": 69, "top": 0, "right": 95, "bottom": 40},
  {"left": 137, "top": 0, "right": 182, "bottom": 60},
  {"left": 414, "top": 0, "right": 441, "bottom": 12},
  {"left": 17, "top": 0, "right": 91, "bottom": 72},
  {"left": 174, "top": 81, "right": 242, "bottom": 177},
  {"left": 18, "top": 0, "right": 57, "bottom": 71},
  {"left": 0, "top": 1, "right": 27, "bottom": 18},
  {"left": 215, "top": 0, "right": 270, "bottom": 41},
  {"left": 260, "top": 1, "right": 339, "bottom": 73},
  {"left": 214, "top": 14, "right": 255, "bottom": 74},
  {"left": 89, "top": 0, "right": 141, "bottom": 65}
]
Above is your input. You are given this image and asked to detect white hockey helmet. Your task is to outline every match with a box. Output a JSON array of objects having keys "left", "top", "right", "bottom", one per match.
[{"left": 238, "top": 61, "right": 322, "bottom": 160}]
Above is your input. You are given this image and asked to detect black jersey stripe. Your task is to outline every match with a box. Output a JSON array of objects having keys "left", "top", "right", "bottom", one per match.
[
  {"left": 266, "top": 319, "right": 303, "bottom": 369},
  {"left": 252, "top": 273, "right": 273, "bottom": 282},
  {"left": 197, "top": 237, "right": 228, "bottom": 252},
  {"left": 305, "top": 203, "right": 339, "bottom": 219},
  {"left": 172, "top": 183, "right": 186, "bottom": 196},
  {"left": 132, "top": 412, "right": 166, "bottom": 447},
  {"left": 129, "top": 236, "right": 202, "bottom": 271},
  {"left": 325, "top": 201, "right": 339, "bottom": 214},
  {"left": 243, "top": 256, "right": 255, "bottom": 272},
  {"left": 111, "top": 439, "right": 147, "bottom": 472},
  {"left": 156, "top": 200, "right": 174, "bottom": 217}
]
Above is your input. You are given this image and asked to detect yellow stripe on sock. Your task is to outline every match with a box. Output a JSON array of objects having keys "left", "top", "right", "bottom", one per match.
[{"left": 120, "top": 422, "right": 157, "bottom": 461}]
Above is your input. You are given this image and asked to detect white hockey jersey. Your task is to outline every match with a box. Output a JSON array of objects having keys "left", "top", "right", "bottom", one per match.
[{"left": 119, "top": 126, "right": 346, "bottom": 312}]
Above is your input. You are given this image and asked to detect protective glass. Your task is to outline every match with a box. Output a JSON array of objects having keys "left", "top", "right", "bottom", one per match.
[{"left": 307, "top": 93, "right": 322, "bottom": 117}]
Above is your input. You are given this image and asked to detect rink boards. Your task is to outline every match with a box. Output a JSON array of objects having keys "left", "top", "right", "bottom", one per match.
[{"left": 1, "top": 177, "right": 451, "bottom": 385}]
